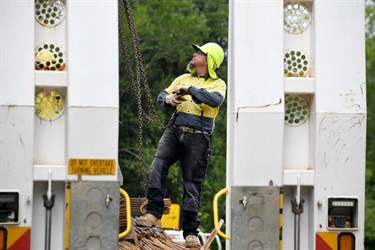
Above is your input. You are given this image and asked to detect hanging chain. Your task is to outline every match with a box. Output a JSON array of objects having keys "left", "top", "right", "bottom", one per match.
[{"left": 118, "top": 0, "right": 165, "bottom": 197}]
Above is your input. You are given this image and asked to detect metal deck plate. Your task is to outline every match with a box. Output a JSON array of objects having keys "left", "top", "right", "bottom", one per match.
[
  {"left": 231, "top": 186, "right": 280, "bottom": 250},
  {"left": 69, "top": 181, "right": 120, "bottom": 250}
]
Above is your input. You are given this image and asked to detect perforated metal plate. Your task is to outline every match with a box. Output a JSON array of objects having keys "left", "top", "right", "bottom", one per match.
[
  {"left": 284, "top": 3, "right": 311, "bottom": 34},
  {"left": 69, "top": 181, "right": 120, "bottom": 250},
  {"left": 285, "top": 95, "right": 309, "bottom": 126},
  {"left": 284, "top": 49, "right": 309, "bottom": 77},
  {"left": 230, "top": 186, "right": 280, "bottom": 250},
  {"left": 35, "top": 89, "right": 65, "bottom": 120},
  {"left": 35, "top": 0, "right": 66, "bottom": 27},
  {"left": 35, "top": 42, "right": 66, "bottom": 71}
]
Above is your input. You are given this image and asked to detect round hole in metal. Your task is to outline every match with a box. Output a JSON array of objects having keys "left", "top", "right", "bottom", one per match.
[
  {"left": 35, "top": 0, "right": 66, "bottom": 27},
  {"left": 284, "top": 2, "right": 311, "bottom": 34},
  {"left": 35, "top": 89, "right": 65, "bottom": 121},
  {"left": 35, "top": 42, "right": 65, "bottom": 71},
  {"left": 284, "top": 95, "right": 309, "bottom": 126},
  {"left": 284, "top": 49, "right": 309, "bottom": 77}
]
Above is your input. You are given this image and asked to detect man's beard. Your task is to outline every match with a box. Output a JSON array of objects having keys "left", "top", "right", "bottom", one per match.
[{"left": 187, "top": 61, "right": 195, "bottom": 70}]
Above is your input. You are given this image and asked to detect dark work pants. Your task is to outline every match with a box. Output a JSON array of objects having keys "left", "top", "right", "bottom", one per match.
[{"left": 146, "top": 125, "right": 212, "bottom": 238}]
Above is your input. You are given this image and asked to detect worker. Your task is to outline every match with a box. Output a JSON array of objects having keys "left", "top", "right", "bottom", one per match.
[{"left": 135, "top": 42, "right": 226, "bottom": 248}]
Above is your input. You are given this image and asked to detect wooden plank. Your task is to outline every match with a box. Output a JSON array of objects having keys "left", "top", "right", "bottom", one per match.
[{"left": 202, "top": 219, "right": 224, "bottom": 250}]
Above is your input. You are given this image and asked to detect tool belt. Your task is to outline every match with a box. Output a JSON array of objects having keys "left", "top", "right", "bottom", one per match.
[{"left": 173, "top": 124, "right": 211, "bottom": 135}]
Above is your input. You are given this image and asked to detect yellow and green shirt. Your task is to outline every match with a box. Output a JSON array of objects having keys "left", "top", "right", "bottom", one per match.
[{"left": 157, "top": 73, "right": 226, "bottom": 132}]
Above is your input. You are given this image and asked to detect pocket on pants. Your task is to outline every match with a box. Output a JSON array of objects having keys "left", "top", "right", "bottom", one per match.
[{"left": 194, "top": 158, "right": 208, "bottom": 183}]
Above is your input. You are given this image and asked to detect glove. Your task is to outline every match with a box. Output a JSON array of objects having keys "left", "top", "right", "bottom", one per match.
[
  {"left": 172, "top": 85, "right": 190, "bottom": 96},
  {"left": 166, "top": 93, "right": 187, "bottom": 106}
]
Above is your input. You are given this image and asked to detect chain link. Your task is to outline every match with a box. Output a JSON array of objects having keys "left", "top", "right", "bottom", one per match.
[{"left": 118, "top": 0, "right": 165, "bottom": 197}]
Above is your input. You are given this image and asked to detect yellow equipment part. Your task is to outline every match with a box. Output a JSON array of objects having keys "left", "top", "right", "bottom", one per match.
[
  {"left": 161, "top": 204, "right": 181, "bottom": 230},
  {"left": 0, "top": 227, "right": 6, "bottom": 250},
  {"left": 65, "top": 182, "right": 71, "bottom": 250},
  {"left": 279, "top": 188, "right": 283, "bottom": 250}
]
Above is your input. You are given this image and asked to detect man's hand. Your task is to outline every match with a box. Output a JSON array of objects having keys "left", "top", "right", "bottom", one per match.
[
  {"left": 166, "top": 93, "right": 187, "bottom": 106},
  {"left": 172, "top": 85, "right": 190, "bottom": 96}
]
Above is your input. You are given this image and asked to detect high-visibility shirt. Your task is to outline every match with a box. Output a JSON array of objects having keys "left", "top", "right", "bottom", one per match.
[{"left": 158, "top": 73, "right": 226, "bottom": 132}]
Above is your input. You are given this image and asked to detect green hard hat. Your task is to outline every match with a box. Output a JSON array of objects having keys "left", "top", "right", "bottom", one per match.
[{"left": 192, "top": 42, "right": 224, "bottom": 79}]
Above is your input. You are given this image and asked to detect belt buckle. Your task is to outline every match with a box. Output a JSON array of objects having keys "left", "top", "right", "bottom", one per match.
[
  {"left": 180, "top": 126, "right": 194, "bottom": 134},
  {"left": 180, "top": 126, "right": 189, "bottom": 133},
  {"left": 177, "top": 125, "right": 207, "bottom": 134}
]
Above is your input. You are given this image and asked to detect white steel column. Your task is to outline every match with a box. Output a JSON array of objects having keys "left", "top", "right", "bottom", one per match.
[
  {"left": 227, "top": 0, "right": 284, "bottom": 188},
  {"left": 66, "top": 0, "right": 119, "bottom": 182},
  {"left": 227, "top": 0, "right": 284, "bottom": 248},
  {"left": 314, "top": 1, "right": 366, "bottom": 249},
  {"left": 0, "top": 0, "right": 35, "bottom": 231},
  {"left": 66, "top": 1, "right": 120, "bottom": 249}
]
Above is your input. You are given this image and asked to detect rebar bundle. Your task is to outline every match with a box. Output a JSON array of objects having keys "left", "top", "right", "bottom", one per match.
[
  {"left": 119, "top": 218, "right": 202, "bottom": 250},
  {"left": 119, "top": 198, "right": 171, "bottom": 232},
  {"left": 119, "top": 198, "right": 204, "bottom": 250}
]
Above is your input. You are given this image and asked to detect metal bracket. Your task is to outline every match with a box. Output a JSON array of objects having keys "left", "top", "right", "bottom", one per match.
[{"left": 291, "top": 198, "right": 304, "bottom": 214}]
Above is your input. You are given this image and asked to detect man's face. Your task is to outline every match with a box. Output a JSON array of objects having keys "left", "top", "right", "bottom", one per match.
[{"left": 189, "top": 50, "right": 207, "bottom": 68}]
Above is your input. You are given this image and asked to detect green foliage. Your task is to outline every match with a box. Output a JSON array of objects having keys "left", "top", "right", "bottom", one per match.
[
  {"left": 366, "top": 0, "right": 375, "bottom": 248},
  {"left": 130, "top": 0, "right": 209, "bottom": 79}
]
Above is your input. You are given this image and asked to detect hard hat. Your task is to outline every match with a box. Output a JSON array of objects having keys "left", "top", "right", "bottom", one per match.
[{"left": 192, "top": 43, "right": 224, "bottom": 79}]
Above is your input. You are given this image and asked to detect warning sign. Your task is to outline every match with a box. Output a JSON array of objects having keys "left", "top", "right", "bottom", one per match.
[{"left": 68, "top": 159, "right": 116, "bottom": 175}]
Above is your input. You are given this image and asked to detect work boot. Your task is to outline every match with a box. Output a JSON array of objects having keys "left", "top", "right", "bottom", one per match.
[
  {"left": 135, "top": 213, "right": 161, "bottom": 227},
  {"left": 185, "top": 234, "right": 200, "bottom": 248}
]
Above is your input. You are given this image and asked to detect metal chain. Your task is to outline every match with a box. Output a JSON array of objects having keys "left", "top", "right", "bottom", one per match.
[
  {"left": 121, "top": 0, "right": 165, "bottom": 127},
  {"left": 118, "top": 0, "right": 165, "bottom": 197}
]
